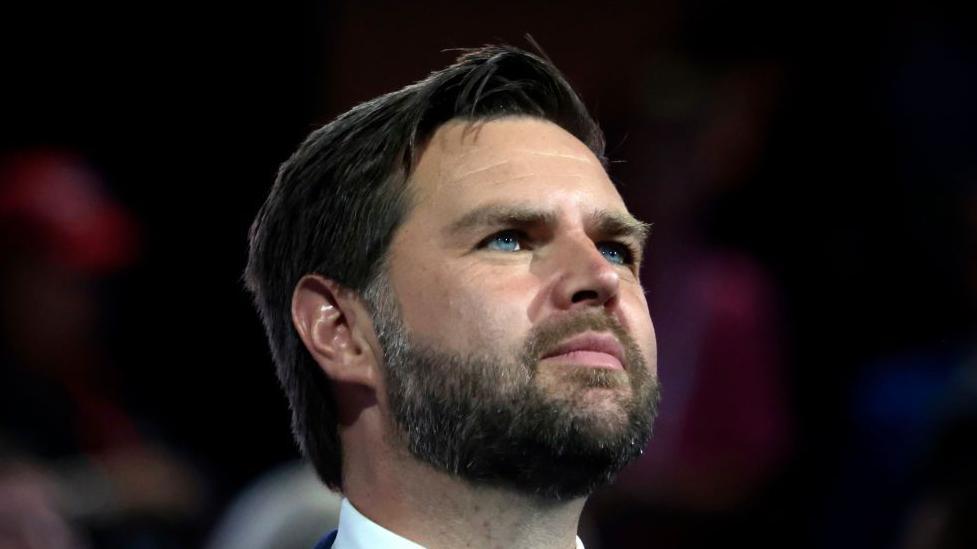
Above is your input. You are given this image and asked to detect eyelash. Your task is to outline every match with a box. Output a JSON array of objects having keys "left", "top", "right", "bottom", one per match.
[
  {"left": 478, "top": 229, "right": 528, "bottom": 252},
  {"left": 477, "top": 230, "right": 639, "bottom": 267},
  {"left": 598, "top": 241, "right": 637, "bottom": 266}
]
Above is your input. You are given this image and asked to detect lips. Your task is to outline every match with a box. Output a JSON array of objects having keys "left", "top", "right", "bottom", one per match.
[{"left": 539, "top": 331, "right": 626, "bottom": 370}]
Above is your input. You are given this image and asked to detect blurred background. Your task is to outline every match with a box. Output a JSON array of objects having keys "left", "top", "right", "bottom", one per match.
[{"left": 1, "top": 1, "right": 975, "bottom": 548}]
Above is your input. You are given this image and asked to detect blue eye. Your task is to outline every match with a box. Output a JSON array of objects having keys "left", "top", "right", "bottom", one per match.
[
  {"left": 598, "top": 242, "right": 633, "bottom": 265},
  {"left": 482, "top": 230, "right": 523, "bottom": 252}
]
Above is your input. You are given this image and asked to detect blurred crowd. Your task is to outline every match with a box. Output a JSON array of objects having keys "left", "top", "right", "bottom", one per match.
[{"left": 2, "top": 1, "right": 975, "bottom": 548}]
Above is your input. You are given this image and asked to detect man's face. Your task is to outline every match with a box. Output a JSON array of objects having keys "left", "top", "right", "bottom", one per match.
[{"left": 374, "top": 117, "right": 659, "bottom": 499}]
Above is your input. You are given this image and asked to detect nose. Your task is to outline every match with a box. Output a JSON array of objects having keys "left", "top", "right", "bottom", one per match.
[{"left": 549, "top": 235, "right": 621, "bottom": 311}]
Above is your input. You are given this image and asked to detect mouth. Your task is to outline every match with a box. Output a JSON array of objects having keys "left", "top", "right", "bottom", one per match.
[{"left": 539, "top": 331, "right": 626, "bottom": 370}]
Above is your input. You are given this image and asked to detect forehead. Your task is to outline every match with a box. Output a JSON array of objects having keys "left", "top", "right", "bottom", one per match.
[{"left": 406, "top": 117, "right": 625, "bottom": 214}]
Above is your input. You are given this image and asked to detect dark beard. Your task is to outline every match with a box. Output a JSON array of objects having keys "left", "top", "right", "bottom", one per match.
[{"left": 371, "top": 290, "right": 660, "bottom": 501}]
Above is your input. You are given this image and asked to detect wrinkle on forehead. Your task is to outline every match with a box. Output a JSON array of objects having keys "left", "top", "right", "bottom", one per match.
[
  {"left": 452, "top": 150, "right": 598, "bottom": 180},
  {"left": 512, "top": 149, "right": 596, "bottom": 162},
  {"left": 452, "top": 159, "right": 512, "bottom": 180},
  {"left": 410, "top": 118, "right": 612, "bottom": 204}
]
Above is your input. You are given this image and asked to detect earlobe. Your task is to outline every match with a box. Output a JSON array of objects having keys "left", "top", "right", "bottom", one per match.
[{"left": 291, "top": 275, "right": 379, "bottom": 388}]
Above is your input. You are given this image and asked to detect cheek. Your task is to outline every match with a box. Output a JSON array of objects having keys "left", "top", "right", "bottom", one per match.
[
  {"left": 645, "top": 317, "right": 658, "bottom": 376},
  {"left": 622, "top": 286, "right": 657, "bottom": 375},
  {"left": 393, "top": 262, "right": 536, "bottom": 351}
]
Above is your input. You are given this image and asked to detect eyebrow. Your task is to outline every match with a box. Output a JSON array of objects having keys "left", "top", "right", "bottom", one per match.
[
  {"left": 445, "top": 203, "right": 652, "bottom": 250},
  {"left": 589, "top": 209, "right": 652, "bottom": 251},
  {"left": 446, "top": 204, "right": 558, "bottom": 235}
]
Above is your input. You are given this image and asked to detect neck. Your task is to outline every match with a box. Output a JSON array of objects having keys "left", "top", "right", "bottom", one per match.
[{"left": 343, "top": 451, "right": 585, "bottom": 549}]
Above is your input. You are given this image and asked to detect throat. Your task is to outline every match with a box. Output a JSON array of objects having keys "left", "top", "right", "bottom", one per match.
[{"left": 343, "top": 457, "right": 587, "bottom": 549}]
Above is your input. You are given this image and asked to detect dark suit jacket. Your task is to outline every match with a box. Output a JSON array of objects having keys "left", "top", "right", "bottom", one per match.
[{"left": 313, "top": 529, "right": 338, "bottom": 549}]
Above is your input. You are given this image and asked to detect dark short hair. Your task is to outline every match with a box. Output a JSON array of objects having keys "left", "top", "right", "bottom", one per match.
[{"left": 244, "top": 44, "right": 606, "bottom": 490}]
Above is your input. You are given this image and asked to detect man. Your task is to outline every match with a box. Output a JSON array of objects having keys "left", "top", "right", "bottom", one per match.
[{"left": 245, "top": 45, "right": 660, "bottom": 548}]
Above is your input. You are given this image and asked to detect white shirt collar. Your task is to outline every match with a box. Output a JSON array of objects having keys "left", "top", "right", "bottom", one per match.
[
  {"left": 332, "top": 498, "right": 424, "bottom": 549},
  {"left": 332, "top": 498, "right": 585, "bottom": 549}
]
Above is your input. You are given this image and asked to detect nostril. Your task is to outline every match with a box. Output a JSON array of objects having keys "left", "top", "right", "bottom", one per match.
[{"left": 571, "top": 289, "right": 600, "bottom": 303}]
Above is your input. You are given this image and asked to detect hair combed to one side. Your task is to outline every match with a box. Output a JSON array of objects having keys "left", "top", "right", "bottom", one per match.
[{"left": 244, "top": 45, "right": 606, "bottom": 490}]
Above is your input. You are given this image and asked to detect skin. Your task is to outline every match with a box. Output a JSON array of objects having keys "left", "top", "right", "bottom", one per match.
[{"left": 292, "top": 117, "right": 657, "bottom": 549}]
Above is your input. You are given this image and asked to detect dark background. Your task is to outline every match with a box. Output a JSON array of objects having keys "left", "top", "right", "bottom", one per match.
[{"left": 2, "top": 1, "right": 975, "bottom": 547}]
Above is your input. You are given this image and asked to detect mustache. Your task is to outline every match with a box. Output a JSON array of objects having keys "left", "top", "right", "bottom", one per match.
[{"left": 523, "top": 310, "right": 640, "bottom": 368}]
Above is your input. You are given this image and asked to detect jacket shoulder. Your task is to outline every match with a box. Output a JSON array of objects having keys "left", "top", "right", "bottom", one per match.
[{"left": 313, "top": 529, "right": 338, "bottom": 549}]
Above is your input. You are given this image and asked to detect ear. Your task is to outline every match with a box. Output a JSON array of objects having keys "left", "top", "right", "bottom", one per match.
[{"left": 291, "top": 274, "right": 381, "bottom": 389}]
